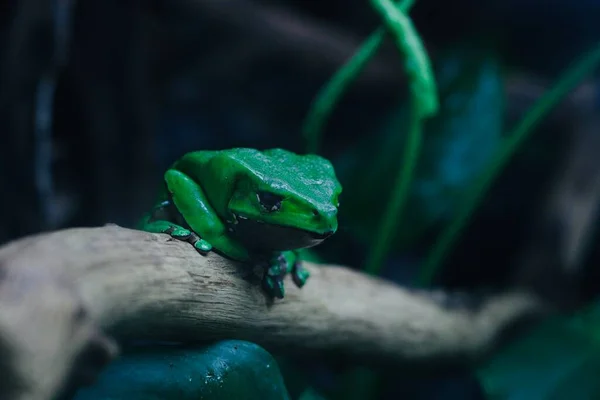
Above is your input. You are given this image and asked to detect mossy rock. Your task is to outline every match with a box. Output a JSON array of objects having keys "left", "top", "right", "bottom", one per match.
[{"left": 74, "top": 340, "right": 290, "bottom": 400}]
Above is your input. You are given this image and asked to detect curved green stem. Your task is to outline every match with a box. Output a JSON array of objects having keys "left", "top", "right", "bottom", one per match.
[
  {"left": 369, "top": 0, "right": 438, "bottom": 118},
  {"left": 417, "top": 41, "right": 600, "bottom": 287},
  {"left": 303, "top": 0, "right": 417, "bottom": 154},
  {"left": 363, "top": 0, "right": 437, "bottom": 276},
  {"left": 341, "top": 3, "right": 433, "bottom": 399}
]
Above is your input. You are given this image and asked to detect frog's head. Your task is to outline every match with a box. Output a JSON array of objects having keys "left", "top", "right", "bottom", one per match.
[{"left": 226, "top": 149, "right": 342, "bottom": 252}]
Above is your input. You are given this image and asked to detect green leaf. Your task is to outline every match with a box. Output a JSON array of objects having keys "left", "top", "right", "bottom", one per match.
[
  {"left": 73, "top": 340, "right": 291, "bottom": 400},
  {"left": 333, "top": 44, "right": 504, "bottom": 250},
  {"left": 477, "top": 302, "right": 600, "bottom": 399}
]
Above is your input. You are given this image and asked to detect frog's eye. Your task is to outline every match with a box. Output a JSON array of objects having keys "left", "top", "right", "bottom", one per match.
[{"left": 257, "top": 191, "right": 283, "bottom": 212}]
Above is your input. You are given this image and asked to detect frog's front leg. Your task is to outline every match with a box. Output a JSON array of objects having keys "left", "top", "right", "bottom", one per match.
[
  {"left": 261, "top": 251, "right": 311, "bottom": 299},
  {"left": 290, "top": 255, "right": 310, "bottom": 288},
  {"left": 262, "top": 253, "right": 287, "bottom": 300}
]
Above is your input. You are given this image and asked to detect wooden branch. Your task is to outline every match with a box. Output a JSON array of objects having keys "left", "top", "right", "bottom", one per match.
[{"left": 0, "top": 225, "right": 545, "bottom": 399}]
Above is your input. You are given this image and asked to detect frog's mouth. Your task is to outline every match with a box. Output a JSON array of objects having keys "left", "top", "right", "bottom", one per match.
[{"left": 228, "top": 216, "right": 334, "bottom": 252}]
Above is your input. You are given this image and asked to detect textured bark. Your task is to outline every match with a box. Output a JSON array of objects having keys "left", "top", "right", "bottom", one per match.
[{"left": 0, "top": 225, "right": 544, "bottom": 399}]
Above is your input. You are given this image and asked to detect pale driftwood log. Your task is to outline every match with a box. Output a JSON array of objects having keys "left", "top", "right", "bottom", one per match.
[{"left": 0, "top": 225, "right": 545, "bottom": 400}]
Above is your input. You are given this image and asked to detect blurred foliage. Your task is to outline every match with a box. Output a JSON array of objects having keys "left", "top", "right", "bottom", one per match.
[
  {"left": 477, "top": 300, "right": 600, "bottom": 399},
  {"left": 362, "top": 0, "right": 438, "bottom": 275},
  {"left": 419, "top": 41, "right": 600, "bottom": 286},
  {"left": 333, "top": 44, "right": 504, "bottom": 254},
  {"left": 73, "top": 341, "right": 290, "bottom": 400}
]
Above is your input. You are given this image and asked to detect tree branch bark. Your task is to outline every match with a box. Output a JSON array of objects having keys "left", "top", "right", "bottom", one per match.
[{"left": 0, "top": 225, "right": 545, "bottom": 399}]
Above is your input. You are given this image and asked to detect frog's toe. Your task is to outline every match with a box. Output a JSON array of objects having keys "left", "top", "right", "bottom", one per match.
[
  {"left": 175, "top": 232, "right": 213, "bottom": 255},
  {"left": 166, "top": 225, "right": 192, "bottom": 240},
  {"left": 191, "top": 238, "right": 212, "bottom": 254},
  {"left": 292, "top": 262, "right": 310, "bottom": 288},
  {"left": 257, "top": 253, "right": 292, "bottom": 299},
  {"left": 266, "top": 262, "right": 285, "bottom": 278},
  {"left": 263, "top": 274, "right": 285, "bottom": 299}
]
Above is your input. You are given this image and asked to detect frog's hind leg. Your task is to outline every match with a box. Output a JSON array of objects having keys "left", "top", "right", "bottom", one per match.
[
  {"left": 164, "top": 169, "right": 250, "bottom": 261},
  {"left": 138, "top": 194, "right": 213, "bottom": 254}
]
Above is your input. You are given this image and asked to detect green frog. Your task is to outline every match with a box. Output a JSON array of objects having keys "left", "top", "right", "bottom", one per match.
[{"left": 138, "top": 148, "right": 342, "bottom": 299}]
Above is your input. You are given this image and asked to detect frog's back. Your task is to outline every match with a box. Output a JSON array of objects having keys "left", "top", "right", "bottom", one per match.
[
  {"left": 264, "top": 148, "right": 339, "bottom": 185},
  {"left": 230, "top": 148, "right": 341, "bottom": 204},
  {"left": 226, "top": 148, "right": 336, "bottom": 180},
  {"left": 173, "top": 148, "right": 291, "bottom": 178},
  {"left": 175, "top": 148, "right": 339, "bottom": 196},
  {"left": 223, "top": 148, "right": 265, "bottom": 164}
]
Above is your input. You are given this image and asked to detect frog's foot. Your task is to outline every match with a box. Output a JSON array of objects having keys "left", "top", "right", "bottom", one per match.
[
  {"left": 262, "top": 254, "right": 287, "bottom": 300},
  {"left": 291, "top": 261, "right": 310, "bottom": 289},
  {"left": 139, "top": 215, "right": 213, "bottom": 254},
  {"left": 181, "top": 231, "right": 213, "bottom": 255},
  {"left": 161, "top": 224, "right": 212, "bottom": 255}
]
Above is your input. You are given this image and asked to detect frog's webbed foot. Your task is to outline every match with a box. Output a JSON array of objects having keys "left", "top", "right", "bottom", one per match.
[
  {"left": 261, "top": 251, "right": 310, "bottom": 299},
  {"left": 262, "top": 254, "right": 287, "bottom": 300},
  {"left": 164, "top": 224, "right": 213, "bottom": 254},
  {"left": 140, "top": 217, "right": 212, "bottom": 255}
]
